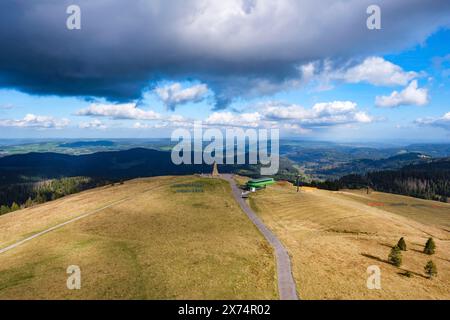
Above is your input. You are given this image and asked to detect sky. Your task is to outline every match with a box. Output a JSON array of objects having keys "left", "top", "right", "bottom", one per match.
[{"left": 0, "top": 0, "right": 449, "bottom": 142}]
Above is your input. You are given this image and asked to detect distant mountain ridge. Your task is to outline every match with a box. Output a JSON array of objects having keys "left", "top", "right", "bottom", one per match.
[
  {"left": 0, "top": 148, "right": 300, "bottom": 208},
  {"left": 0, "top": 148, "right": 226, "bottom": 184},
  {"left": 0, "top": 147, "right": 299, "bottom": 185},
  {"left": 315, "top": 152, "right": 432, "bottom": 178}
]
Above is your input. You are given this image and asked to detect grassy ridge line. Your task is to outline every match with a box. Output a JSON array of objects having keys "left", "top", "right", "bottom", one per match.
[
  {"left": 0, "top": 182, "right": 168, "bottom": 254},
  {"left": 0, "top": 176, "right": 277, "bottom": 299}
]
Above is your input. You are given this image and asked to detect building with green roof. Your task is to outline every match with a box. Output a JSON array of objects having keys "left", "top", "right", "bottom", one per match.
[{"left": 246, "top": 178, "right": 275, "bottom": 190}]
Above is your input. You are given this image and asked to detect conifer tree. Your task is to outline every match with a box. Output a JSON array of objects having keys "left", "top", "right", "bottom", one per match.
[
  {"left": 388, "top": 245, "right": 402, "bottom": 267},
  {"left": 10, "top": 202, "right": 20, "bottom": 211},
  {"left": 424, "top": 238, "right": 436, "bottom": 255},
  {"left": 424, "top": 260, "right": 437, "bottom": 279},
  {"left": 0, "top": 205, "right": 10, "bottom": 215},
  {"left": 397, "top": 237, "right": 407, "bottom": 251}
]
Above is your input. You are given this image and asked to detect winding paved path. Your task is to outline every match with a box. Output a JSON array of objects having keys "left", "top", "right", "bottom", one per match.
[{"left": 221, "top": 174, "right": 299, "bottom": 300}]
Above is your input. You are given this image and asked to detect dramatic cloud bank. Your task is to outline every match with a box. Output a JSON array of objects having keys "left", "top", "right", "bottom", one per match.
[{"left": 0, "top": 0, "right": 449, "bottom": 108}]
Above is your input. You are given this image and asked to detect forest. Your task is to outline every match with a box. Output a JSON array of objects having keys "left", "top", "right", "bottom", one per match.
[
  {"left": 307, "top": 158, "right": 450, "bottom": 203},
  {"left": 0, "top": 177, "right": 110, "bottom": 215}
]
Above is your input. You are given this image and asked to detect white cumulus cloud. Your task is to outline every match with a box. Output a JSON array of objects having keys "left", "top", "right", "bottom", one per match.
[
  {"left": 76, "top": 103, "right": 161, "bottom": 120},
  {"left": 205, "top": 111, "right": 262, "bottom": 128},
  {"left": 155, "top": 83, "right": 209, "bottom": 110},
  {"left": 375, "top": 80, "right": 429, "bottom": 108},
  {"left": 297, "top": 57, "right": 421, "bottom": 92},
  {"left": 262, "top": 101, "right": 372, "bottom": 127},
  {"left": 340, "top": 57, "right": 418, "bottom": 86},
  {"left": 0, "top": 114, "right": 69, "bottom": 128},
  {"left": 202, "top": 100, "right": 374, "bottom": 131}
]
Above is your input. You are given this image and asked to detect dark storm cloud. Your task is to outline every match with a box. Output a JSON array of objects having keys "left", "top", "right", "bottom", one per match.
[{"left": 0, "top": 0, "right": 449, "bottom": 108}]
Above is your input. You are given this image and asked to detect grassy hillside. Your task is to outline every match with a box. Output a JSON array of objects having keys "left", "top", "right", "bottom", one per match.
[
  {"left": 0, "top": 176, "right": 277, "bottom": 299},
  {"left": 334, "top": 189, "right": 450, "bottom": 228},
  {"left": 247, "top": 181, "right": 450, "bottom": 300}
]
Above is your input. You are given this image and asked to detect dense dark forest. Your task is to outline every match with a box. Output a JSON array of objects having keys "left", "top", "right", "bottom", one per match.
[
  {"left": 0, "top": 177, "right": 110, "bottom": 215},
  {"left": 307, "top": 158, "right": 450, "bottom": 202}
]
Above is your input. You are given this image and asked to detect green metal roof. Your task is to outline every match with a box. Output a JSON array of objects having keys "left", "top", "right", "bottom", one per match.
[{"left": 248, "top": 178, "right": 274, "bottom": 183}]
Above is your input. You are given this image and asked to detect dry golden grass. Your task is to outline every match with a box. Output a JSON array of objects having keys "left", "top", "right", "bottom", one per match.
[
  {"left": 0, "top": 176, "right": 277, "bottom": 300},
  {"left": 248, "top": 182, "right": 450, "bottom": 300},
  {"left": 335, "top": 189, "right": 450, "bottom": 228},
  {"left": 0, "top": 178, "right": 172, "bottom": 248}
]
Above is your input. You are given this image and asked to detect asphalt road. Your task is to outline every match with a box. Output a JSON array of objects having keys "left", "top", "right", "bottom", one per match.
[{"left": 221, "top": 174, "right": 299, "bottom": 300}]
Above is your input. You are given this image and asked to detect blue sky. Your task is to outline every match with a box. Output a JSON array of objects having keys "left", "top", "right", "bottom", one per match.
[{"left": 0, "top": 1, "right": 449, "bottom": 143}]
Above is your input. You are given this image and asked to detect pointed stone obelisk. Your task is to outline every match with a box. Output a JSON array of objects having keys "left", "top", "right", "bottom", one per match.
[{"left": 212, "top": 161, "right": 220, "bottom": 177}]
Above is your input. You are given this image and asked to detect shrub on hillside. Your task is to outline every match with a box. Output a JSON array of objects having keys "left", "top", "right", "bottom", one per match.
[
  {"left": 397, "top": 237, "right": 407, "bottom": 251},
  {"left": 388, "top": 245, "right": 402, "bottom": 267},
  {"left": 24, "top": 197, "right": 34, "bottom": 208},
  {"left": 424, "top": 238, "right": 436, "bottom": 255},
  {"left": 0, "top": 205, "right": 10, "bottom": 215},
  {"left": 402, "top": 271, "right": 412, "bottom": 278},
  {"left": 10, "top": 202, "right": 20, "bottom": 212},
  {"left": 424, "top": 260, "right": 437, "bottom": 279}
]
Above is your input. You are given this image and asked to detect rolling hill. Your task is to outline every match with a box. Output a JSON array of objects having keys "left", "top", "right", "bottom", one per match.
[
  {"left": 0, "top": 176, "right": 277, "bottom": 299},
  {"left": 315, "top": 152, "right": 431, "bottom": 178},
  {"left": 0, "top": 174, "right": 448, "bottom": 299},
  {"left": 247, "top": 180, "right": 450, "bottom": 299}
]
